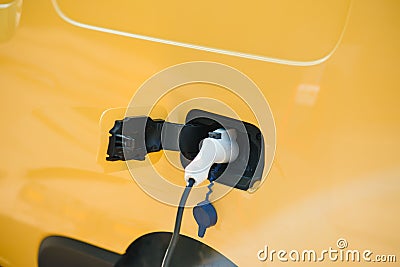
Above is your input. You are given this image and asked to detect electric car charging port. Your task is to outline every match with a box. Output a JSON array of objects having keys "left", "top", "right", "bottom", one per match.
[
  {"left": 182, "top": 109, "right": 264, "bottom": 190},
  {"left": 106, "top": 109, "right": 264, "bottom": 191}
]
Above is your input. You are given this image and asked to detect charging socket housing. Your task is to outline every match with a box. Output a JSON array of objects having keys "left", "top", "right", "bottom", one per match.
[{"left": 181, "top": 109, "right": 264, "bottom": 190}]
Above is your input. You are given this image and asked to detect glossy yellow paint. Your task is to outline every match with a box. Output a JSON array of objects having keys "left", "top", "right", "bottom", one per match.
[
  {"left": 1, "top": 0, "right": 400, "bottom": 266},
  {"left": 55, "top": 0, "right": 351, "bottom": 61},
  {"left": 0, "top": 0, "right": 22, "bottom": 42}
]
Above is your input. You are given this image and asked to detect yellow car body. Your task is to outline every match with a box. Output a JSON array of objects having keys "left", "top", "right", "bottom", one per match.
[{"left": 0, "top": 0, "right": 399, "bottom": 266}]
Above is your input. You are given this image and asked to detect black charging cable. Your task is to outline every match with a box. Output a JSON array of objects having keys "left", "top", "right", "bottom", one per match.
[{"left": 161, "top": 178, "right": 196, "bottom": 267}]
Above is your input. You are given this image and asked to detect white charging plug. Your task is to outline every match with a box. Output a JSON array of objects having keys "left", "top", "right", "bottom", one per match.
[{"left": 184, "top": 128, "right": 239, "bottom": 186}]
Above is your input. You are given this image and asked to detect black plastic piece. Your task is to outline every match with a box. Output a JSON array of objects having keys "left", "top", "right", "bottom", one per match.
[
  {"left": 106, "top": 118, "right": 212, "bottom": 162},
  {"left": 38, "top": 236, "right": 121, "bottom": 267},
  {"left": 193, "top": 201, "right": 218, "bottom": 238},
  {"left": 106, "top": 117, "right": 164, "bottom": 161},
  {"left": 115, "top": 232, "right": 236, "bottom": 267}
]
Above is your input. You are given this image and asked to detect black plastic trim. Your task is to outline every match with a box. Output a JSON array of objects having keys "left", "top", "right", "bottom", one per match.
[
  {"left": 38, "top": 233, "right": 237, "bottom": 267},
  {"left": 38, "top": 236, "right": 121, "bottom": 267},
  {"left": 116, "top": 232, "right": 237, "bottom": 267}
]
